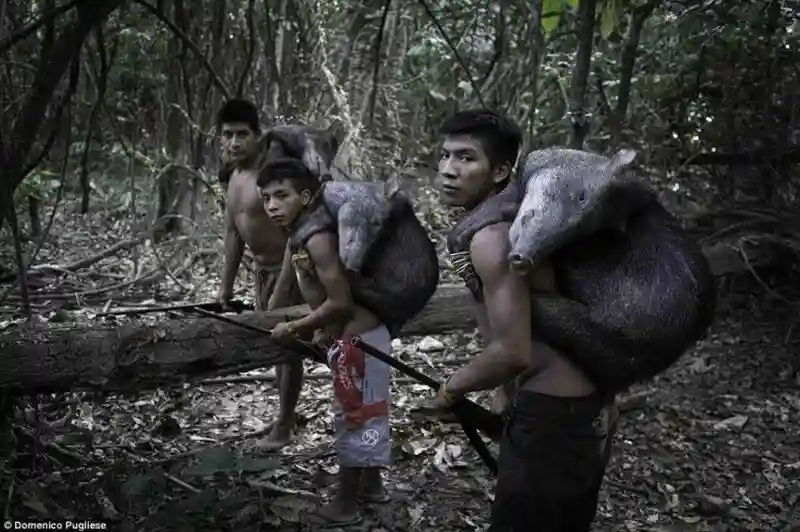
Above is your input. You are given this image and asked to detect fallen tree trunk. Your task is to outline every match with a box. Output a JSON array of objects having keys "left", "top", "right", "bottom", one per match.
[
  {"left": 0, "top": 284, "right": 475, "bottom": 394},
  {"left": 0, "top": 234, "right": 764, "bottom": 395}
]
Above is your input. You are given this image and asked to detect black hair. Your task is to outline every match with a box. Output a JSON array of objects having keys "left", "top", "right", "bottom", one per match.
[
  {"left": 217, "top": 99, "right": 260, "bottom": 134},
  {"left": 439, "top": 109, "right": 522, "bottom": 169},
  {"left": 257, "top": 157, "right": 321, "bottom": 197}
]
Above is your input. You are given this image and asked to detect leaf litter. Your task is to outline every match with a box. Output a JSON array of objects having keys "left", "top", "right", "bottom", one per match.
[{"left": 4, "top": 307, "right": 796, "bottom": 531}]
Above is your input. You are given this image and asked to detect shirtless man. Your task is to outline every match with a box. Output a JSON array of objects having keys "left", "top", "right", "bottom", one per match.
[
  {"left": 259, "top": 158, "right": 392, "bottom": 528},
  {"left": 215, "top": 99, "right": 304, "bottom": 450},
  {"left": 420, "top": 110, "right": 617, "bottom": 532}
]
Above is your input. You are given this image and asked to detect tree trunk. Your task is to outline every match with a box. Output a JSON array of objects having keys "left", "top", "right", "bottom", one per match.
[
  {"left": 610, "top": 0, "right": 659, "bottom": 147},
  {"left": 28, "top": 196, "right": 41, "bottom": 238},
  {"left": 568, "top": 0, "right": 597, "bottom": 150},
  {"left": 522, "top": 0, "right": 545, "bottom": 152},
  {"left": 0, "top": 230, "right": 753, "bottom": 396},
  {"left": 0, "top": 285, "right": 476, "bottom": 394},
  {"left": 267, "top": 0, "right": 289, "bottom": 117},
  {"left": 154, "top": 0, "right": 187, "bottom": 240}
]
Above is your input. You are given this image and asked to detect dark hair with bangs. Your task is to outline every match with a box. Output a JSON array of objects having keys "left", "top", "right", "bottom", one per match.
[
  {"left": 257, "top": 157, "right": 321, "bottom": 197},
  {"left": 217, "top": 99, "right": 260, "bottom": 134},
  {"left": 439, "top": 109, "right": 522, "bottom": 170}
]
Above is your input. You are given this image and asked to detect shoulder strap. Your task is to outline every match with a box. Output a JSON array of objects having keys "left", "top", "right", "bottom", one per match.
[
  {"left": 446, "top": 183, "right": 519, "bottom": 301},
  {"left": 288, "top": 205, "right": 335, "bottom": 253}
]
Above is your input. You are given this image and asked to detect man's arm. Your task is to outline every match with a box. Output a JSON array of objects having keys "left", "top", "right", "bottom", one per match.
[
  {"left": 446, "top": 222, "right": 538, "bottom": 395},
  {"left": 289, "top": 232, "right": 354, "bottom": 335},
  {"left": 267, "top": 242, "right": 297, "bottom": 310},
  {"left": 219, "top": 198, "right": 245, "bottom": 301}
]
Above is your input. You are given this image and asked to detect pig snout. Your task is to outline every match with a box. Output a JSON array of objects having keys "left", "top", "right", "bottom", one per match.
[
  {"left": 508, "top": 208, "right": 533, "bottom": 250},
  {"left": 339, "top": 231, "right": 368, "bottom": 273},
  {"left": 508, "top": 253, "right": 534, "bottom": 276}
]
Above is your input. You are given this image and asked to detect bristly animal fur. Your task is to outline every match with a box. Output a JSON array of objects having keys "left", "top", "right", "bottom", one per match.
[
  {"left": 448, "top": 148, "right": 717, "bottom": 393},
  {"left": 263, "top": 127, "right": 440, "bottom": 337}
]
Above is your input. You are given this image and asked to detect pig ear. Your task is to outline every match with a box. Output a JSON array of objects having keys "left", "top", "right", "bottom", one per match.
[
  {"left": 256, "top": 131, "right": 270, "bottom": 154},
  {"left": 382, "top": 173, "right": 402, "bottom": 200},
  {"left": 264, "top": 138, "right": 284, "bottom": 162},
  {"left": 606, "top": 148, "right": 637, "bottom": 175},
  {"left": 326, "top": 119, "right": 347, "bottom": 154}
]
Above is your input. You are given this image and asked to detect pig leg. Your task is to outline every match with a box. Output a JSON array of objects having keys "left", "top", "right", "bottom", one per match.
[{"left": 530, "top": 296, "right": 644, "bottom": 394}]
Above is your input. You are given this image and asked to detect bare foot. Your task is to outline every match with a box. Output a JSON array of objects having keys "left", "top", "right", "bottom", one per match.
[
  {"left": 315, "top": 499, "right": 362, "bottom": 527},
  {"left": 254, "top": 421, "right": 293, "bottom": 451}
]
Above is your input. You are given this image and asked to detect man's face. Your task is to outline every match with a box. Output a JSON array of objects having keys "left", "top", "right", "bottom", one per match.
[
  {"left": 437, "top": 134, "right": 507, "bottom": 210},
  {"left": 260, "top": 179, "right": 310, "bottom": 228},
  {"left": 221, "top": 122, "right": 258, "bottom": 166}
]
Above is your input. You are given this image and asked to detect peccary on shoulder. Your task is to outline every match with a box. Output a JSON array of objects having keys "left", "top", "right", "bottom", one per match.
[
  {"left": 448, "top": 147, "right": 716, "bottom": 393},
  {"left": 260, "top": 123, "right": 345, "bottom": 181},
  {"left": 262, "top": 156, "right": 440, "bottom": 337}
]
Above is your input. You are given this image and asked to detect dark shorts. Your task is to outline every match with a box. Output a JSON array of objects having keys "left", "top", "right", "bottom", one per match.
[{"left": 489, "top": 390, "right": 618, "bottom": 532}]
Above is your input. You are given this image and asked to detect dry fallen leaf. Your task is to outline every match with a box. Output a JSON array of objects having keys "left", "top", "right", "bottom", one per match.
[
  {"left": 713, "top": 415, "right": 749, "bottom": 431},
  {"left": 402, "top": 434, "right": 439, "bottom": 456},
  {"left": 269, "top": 495, "right": 315, "bottom": 523}
]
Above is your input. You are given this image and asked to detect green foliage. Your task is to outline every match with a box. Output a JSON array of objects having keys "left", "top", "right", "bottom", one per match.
[
  {"left": 13, "top": 170, "right": 59, "bottom": 204},
  {"left": 599, "top": 0, "right": 622, "bottom": 39},
  {"left": 4, "top": 0, "right": 797, "bottom": 212},
  {"left": 541, "top": 0, "right": 565, "bottom": 36}
]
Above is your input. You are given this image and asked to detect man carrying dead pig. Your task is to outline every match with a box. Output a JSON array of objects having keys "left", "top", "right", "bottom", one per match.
[
  {"left": 418, "top": 109, "right": 617, "bottom": 531},
  {"left": 215, "top": 98, "right": 304, "bottom": 450},
  {"left": 260, "top": 157, "right": 393, "bottom": 528}
]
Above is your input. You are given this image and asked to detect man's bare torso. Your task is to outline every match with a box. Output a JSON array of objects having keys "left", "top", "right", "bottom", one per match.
[
  {"left": 228, "top": 168, "right": 287, "bottom": 268},
  {"left": 478, "top": 258, "right": 596, "bottom": 398},
  {"left": 291, "top": 240, "right": 380, "bottom": 339}
]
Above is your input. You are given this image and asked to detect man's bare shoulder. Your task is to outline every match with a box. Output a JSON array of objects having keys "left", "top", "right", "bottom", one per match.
[
  {"left": 470, "top": 222, "right": 512, "bottom": 270},
  {"left": 471, "top": 221, "right": 556, "bottom": 292},
  {"left": 225, "top": 169, "right": 246, "bottom": 196},
  {"left": 305, "top": 231, "right": 340, "bottom": 262},
  {"left": 229, "top": 167, "right": 259, "bottom": 187}
]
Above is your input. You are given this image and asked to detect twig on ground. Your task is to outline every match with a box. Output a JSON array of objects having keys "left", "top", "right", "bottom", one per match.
[
  {"left": 150, "top": 237, "right": 190, "bottom": 292},
  {"left": 3, "top": 233, "right": 149, "bottom": 302},
  {"left": 250, "top": 479, "right": 319, "bottom": 499},
  {"left": 14, "top": 426, "right": 86, "bottom": 467},
  {"left": 61, "top": 235, "right": 147, "bottom": 272},
  {"left": 120, "top": 447, "right": 199, "bottom": 493},
  {"left": 18, "top": 268, "right": 162, "bottom": 300},
  {"left": 13, "top": 248, "right": 207, "bottom": 301},
  {"left": 605, "top": 479, "right": 651, "bottom": 497},
  {"left": 164, "top": 473, "right": 201, "bottom": 494},
  {"left": 147, "top": 447, "right": 209, "bottom": 465},
  {"left": 27, "top": 265, "right": 127, "bottom": 280}
]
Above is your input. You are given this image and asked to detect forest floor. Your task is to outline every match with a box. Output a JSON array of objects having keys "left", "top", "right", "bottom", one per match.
[{"left": 0, "top": 184, "right": 799, "bottom": 532}]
